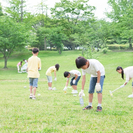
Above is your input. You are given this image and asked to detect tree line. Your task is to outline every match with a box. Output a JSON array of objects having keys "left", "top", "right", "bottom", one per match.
[{"left": 0, "top": 0, "right": 133, "bottom": 68}]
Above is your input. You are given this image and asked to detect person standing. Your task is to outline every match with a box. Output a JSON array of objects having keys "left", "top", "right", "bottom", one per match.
[{"left": 27, "top": 48, "right": 41, "bottom": 99}]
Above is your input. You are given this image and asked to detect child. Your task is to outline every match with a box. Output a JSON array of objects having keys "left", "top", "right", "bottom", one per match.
[
  {"left": 17, "top": 61, "right": 22, "bottom": 73},
  {"left": 23, "top": 59, "right": 27, "bottom": 63},
  {"left": 46, "top": 64, "right": 60, "bottom": 90},
  {"left": 75, "top": 56, "right": 105, "bottom": 112},
  {"left": 27, "top": 48, "right": 41, "bottom": 99},
  {"left": 63, "top": 70, "right": 81, "bottom": 94},
  {"left": 116, "top": 66, "right": 133, "bottom": 97}
]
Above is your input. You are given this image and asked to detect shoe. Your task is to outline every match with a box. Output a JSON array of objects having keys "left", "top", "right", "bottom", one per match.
[
  {"left": 83, "top": 105, "right": 93, "bottom": 110},
  {"left": 96, "top": 106, "right": 102, "bottom": 112},
  {"left": 48, "top": 88, "right": 52, "bottom": 90},
  {"left": 29, "top": 94, "right": 33, "bottom": 99},
  {"left": 32, "top": 96, "right": 36, "bottom": 100},
  {"left": 128, "top": 94, "right": 133, "bottom": 98},
  {"left": 71, "top": 90, "right": 78, "bottom": 94}
]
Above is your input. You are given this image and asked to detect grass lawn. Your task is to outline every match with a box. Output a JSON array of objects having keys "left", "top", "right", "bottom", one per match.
[{"left": 0, "top": 50, "right": 133, "bottom": 132}]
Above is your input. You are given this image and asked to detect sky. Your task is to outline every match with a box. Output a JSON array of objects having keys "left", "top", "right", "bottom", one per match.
[{"left": 0, "top": 0, "right": 111, "bottom": 20}]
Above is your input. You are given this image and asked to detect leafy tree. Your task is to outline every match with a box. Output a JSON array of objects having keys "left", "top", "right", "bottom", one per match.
[
  {"left": 0, "top": 3, "right": 4, "bottom": 16},
  {"left": 5, "top": 0, "right": 26, "bottom": 22},
  {"left": 51, "top": 0, "right": 95, "bottom": 49},
  {"left": 107, "top": 0, "right": 133, "bottom": 48},
  {"left": 0, "top": 16, "right": 29, "bottom": 68}
]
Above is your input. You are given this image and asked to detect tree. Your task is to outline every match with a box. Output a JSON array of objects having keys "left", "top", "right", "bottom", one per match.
[
  {"left": 0, "top": 16, "right": 29, "bottom": 68},
  {"left": 51, "top": 0, "right": 95, "bottom": 49},
  {"left": 5, "top": 0, "right": 26, "bottom": 22},
  {"left": 107, "top": 0, "right": 133, "bottom": 49},
  {"left": 0, "top": 3, "right": 4, "bottom": 16}
]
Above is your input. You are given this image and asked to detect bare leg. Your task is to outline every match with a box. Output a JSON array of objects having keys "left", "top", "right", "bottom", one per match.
[
  {"left": 97, "top": 93, "right": 102, "bottom": 104},
  {"left": 89, "top": 93, "right": 93, "bottom": 103},
  {"left": 72, "top": 85, "right": 77, "bottom": 90},
  {"left": 30, "top": 86, "right": 32, "bottom": 94},
  {"left": 48, "top": 82, "right": 52, "bottom": 88},
  {"left": 33, "top": 87, "right": 36, "bottom": 96}
]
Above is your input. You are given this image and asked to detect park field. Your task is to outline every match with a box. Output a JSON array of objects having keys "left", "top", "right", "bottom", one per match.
[{"left": 0, "top": 50, "right": 133, "bottom": 132}]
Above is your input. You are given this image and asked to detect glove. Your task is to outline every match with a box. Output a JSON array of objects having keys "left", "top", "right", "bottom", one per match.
[
  {"left": 95, "top": 83, "right": 101, "bottom": 91},
  {"left": 79, "top": 90, "right": 85, "bottom": 97},
  {"left": 73, "top": 79, "right": 76, "bottom": 84},
  {"left": 63, "top": 86, "right": 67, "bottom": 91},
  {"left": 54, "top": 77, "right": 57, "bottom": 81}
]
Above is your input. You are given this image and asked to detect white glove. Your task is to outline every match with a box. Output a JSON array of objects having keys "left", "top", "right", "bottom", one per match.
[
  {"left": 63, "top": 86, "right": 67, "bottom": 91},
  {"left": 73, "top": 79, "right": 76, "bottom": 84},
  {"left": 54, "top": 77, "right": 57, "bottom": 81},
  {"left": 95, "top": 83, "right": 101, "bottom": 91},
  {"left": 79, "top": 90, "right": 85, "bottom": 97}
]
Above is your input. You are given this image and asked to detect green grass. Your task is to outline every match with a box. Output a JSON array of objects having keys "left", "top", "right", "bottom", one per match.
[{"left": 0, "top": 50, "right": 133, "bottom": 132}]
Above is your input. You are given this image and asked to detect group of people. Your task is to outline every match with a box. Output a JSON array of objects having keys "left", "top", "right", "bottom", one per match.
[{"left": 27, "top": 47, "right": 133, "bottom": 112}]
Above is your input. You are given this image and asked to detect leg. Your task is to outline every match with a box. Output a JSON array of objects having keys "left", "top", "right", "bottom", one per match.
[
  {"left": 97, "top": 93, "right": 102, "bottom": 104},
  {"left": 48, "top": 82, "right": 52, "bottom": 88},
  {"left": 89, "top": 93, "right": 93, "bottom": 103},
  {"left": 72, "top": 85, "right": 77, "bottom": 90},
  {"left": 30, "top": 86, "right": 32, "bottom": 94},
  {"left": 33, "top": 87, "right": 37, "bottom": 96}
]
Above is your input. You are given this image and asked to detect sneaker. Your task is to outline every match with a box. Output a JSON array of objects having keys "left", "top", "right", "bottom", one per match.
[
  {"left": 128, "top": 94, "right": 133, "bottom": 98},
  {"left": 83, "top": 105, "right": 93, "bottom": 110},
  {"left": 29, "top": 94, "right": 33, "bottom": 99},
  {"left": 32, "top": 96, "right": 36, "bottom": 100},
  {"left": 48, "top": 88, "right": 52, "bottom": 90},
  {"left": 71, "top": 90, "right": 78, "bottom": 94},
  {"left": 96, "top": 106, "right": 102, "bottom": 112}
]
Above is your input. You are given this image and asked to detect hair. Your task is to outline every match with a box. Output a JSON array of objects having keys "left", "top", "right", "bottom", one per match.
[
  {"left": 75, "top": 56, "right": 87, "bottom": 69},
  {"left": 64, "top": 71, "right": 70, "bottom": 77},
  {"left": 55, "top": 64, "right": 60, "bottom": 71},
  {"left": 32, "top": 48, "right": 39, "bottom": 54},
  {"left": 116, "top": 66, "right": 124, "bottom": 79}
]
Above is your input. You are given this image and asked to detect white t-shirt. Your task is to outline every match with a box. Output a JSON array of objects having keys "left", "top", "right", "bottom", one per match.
[
  {"left": 67, "top": 70, "right": 81, "bottom": 80},
  {"left": 82, "top": 59, "right": 105, "bottom": 77},
  {"left": 124, "top": 66, "right": 133, "bottom": 82}
]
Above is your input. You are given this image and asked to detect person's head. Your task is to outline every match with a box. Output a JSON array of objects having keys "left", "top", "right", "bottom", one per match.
[
  {"left": 32, "top": 48, "right": 39, "bottom": 55},
  {"left": 64, "top": 71, "right": 70, "bottom": 78},
  {"left": 55, "top": 64, "right": 60, "bottom": 71},
  {"left": 23, "top": 59, "right": 25, "bottom": 61},
  {"left": 75, "top": 56, "right": 88, "bottom": 69},
  {"left": 20, "top": 61, "right": 22, "bottom": 64},
  {"left": 116, "top": 66, "right": 124, "bottom": 79}
]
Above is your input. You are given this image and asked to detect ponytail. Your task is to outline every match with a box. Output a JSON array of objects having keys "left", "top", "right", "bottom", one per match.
[{"left": 116, "top": 66, "right": 124, "bottom": 79}]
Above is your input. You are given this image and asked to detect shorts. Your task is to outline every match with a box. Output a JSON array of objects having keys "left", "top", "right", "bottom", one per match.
[
  {"left": 29, "top": 78, "right": 38, "bottom": 88},
  {"left": 88, "top": 75, "right": 105, "bottom": 94},
  {"left": 46, "top": 75, "right": 52, "bottom": 83},
  {"left": 70, "top": 76, "right": 81, "bottom": 86}
]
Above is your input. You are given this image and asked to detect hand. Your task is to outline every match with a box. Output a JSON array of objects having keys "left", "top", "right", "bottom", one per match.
[
  {"left": 63, "top": 86, "right": 67, "bottom": 91},
  {"left": 79, "top": 90, "right": 85, "bottom": 97},
  {"left": 95, "top": 83, "right": 101, "bottom": 91},
  {"left": 73, "top": 79, "right": 76, "bottom": 84},
  {"left": 54, "top": 77, "right": 57, "bottom": 81}
]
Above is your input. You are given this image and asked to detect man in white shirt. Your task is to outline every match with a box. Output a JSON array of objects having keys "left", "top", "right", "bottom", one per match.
[{"left": 75, "top": 56, "right": 105, "bottom": 112}]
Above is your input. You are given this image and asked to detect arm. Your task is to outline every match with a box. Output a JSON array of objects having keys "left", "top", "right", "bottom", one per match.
[
  {"left": 74, "top": 74, "right": 78, "bottom": 80},
  {"left": 65, "top": 79, "right": 69, "bottom": 87},
  {"left": 54, "top": 70, "right": 56, "bottom": 78},
  {"left": 82, "top": 75, "right": 86, "bottom": 90},
  {"left": 97, "top": 71, "right": 101, "bottom": 83}
]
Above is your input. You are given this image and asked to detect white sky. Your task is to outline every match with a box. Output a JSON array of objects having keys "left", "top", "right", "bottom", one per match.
[{"left": 0, "top": 0, "right": 111, "bottom": 20}]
